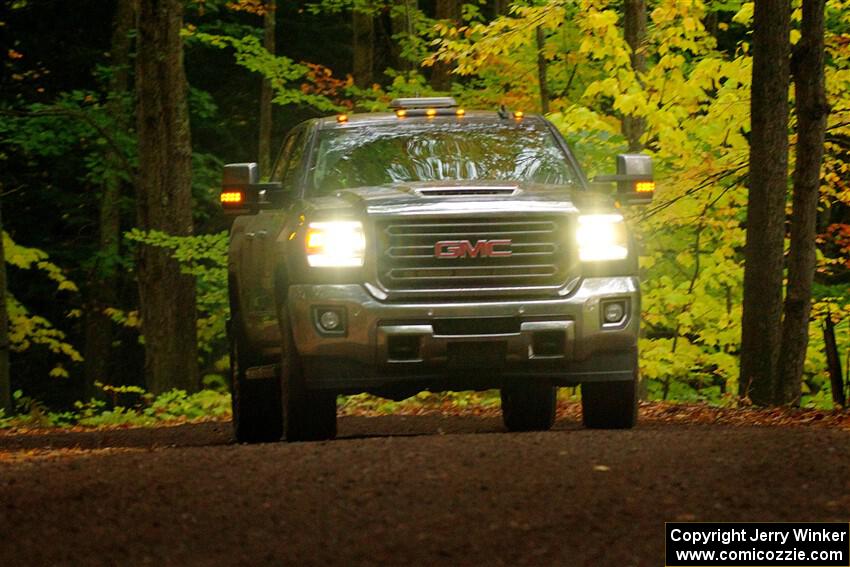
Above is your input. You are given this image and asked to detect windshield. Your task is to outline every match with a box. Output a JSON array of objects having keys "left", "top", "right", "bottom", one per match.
[{"left": 309, "top": 120, "right": 579, "bottom": 194}]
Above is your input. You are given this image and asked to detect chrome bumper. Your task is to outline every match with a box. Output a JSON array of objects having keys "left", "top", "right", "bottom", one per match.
[{"left": 287, "top": 277, "right": 639, "bottom": 390}]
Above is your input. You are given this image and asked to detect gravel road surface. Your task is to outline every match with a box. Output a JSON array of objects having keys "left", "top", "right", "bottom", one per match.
[{"left": 2, "top": 415, "right": 849, "bottom": 566}]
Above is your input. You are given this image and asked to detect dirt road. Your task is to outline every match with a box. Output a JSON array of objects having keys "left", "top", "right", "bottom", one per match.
[{"left": 2, "top": 415, "right": 849, "bottom": 566}]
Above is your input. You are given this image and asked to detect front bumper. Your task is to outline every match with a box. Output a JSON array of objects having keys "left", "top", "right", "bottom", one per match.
[{"left": 287, "top": 276, "right": 639, "bottom": 392}]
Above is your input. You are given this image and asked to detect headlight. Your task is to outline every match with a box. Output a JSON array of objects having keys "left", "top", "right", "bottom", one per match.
[
  {"left": 576, "top": 214, "right": 628, "bottom": 261},
  {"left": 305, "top": 221, "right": 366, "bottom": 268}
]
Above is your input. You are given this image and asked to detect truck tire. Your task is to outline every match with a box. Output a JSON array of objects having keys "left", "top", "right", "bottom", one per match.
[
  {"left": 279, "top": 306, "right": 337, "bottom": 442},
  {"left": 230, "top": 329, "right": 283, "bottom": 443},
  {"left": 283, "top": 384, "right": 337, "bottom": 442},
  {"left": 500, "top": 384, "right": 557, "bottom": 431},
  {"left": 581, "top": 379, "right": 638, "bottom": 429}
]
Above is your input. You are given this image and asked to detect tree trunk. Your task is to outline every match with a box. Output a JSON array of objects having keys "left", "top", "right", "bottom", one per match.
[
  {"left": 535, "top": 27, "right": 549, "bottom": 114},
  {"left": 0, "top": 199, "right": 10, "bottom": 415},
  {"left": 823, "top": 313, "right": 845, "bottom": 407},
  {"left": 136, "top": 0, "right": 200, "bottom": 395},
  {"left": 258, "top": 1, "right": 275, "bottom": 176},
  {"left": 353, "top": 9, "right": 374, "bottom": 88},
  {"left": 84, "top": 0, "right": 136, "bottom": 399},
  {"left": 777, "top": 0, "right": 828, "bottom": 406},
  {"left": 82, "top": 185, "right": 121, "bottom": 399},
  {"left": 739, "top": 0, "right": 791, "bottom": 405},
  {"left": 622, "top": 0, "right": 646, "bottom": 151},
  {"left": 430, "top": 0, "right": 460, "bottom": 91},
  {"left": 390, "top": 0, "right": 416, "bottom": 71}
]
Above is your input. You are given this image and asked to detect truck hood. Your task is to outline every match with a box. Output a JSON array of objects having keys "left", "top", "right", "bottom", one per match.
[{"left": 304, "top": 181, "right": 614, "bottom": 218}]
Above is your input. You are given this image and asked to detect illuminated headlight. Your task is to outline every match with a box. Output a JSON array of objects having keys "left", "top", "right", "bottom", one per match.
[
  {"left": 576, "top": 214, "right": 629, "bottom": 262},
  {"left": 306, "top": 221, "right": 366, "bottom": 268}
]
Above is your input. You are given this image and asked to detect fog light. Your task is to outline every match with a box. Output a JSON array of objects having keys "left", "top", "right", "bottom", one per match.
[
  {"left": 602, "top": 301, "right": 626, "bottom": 324},
  {"left": 319, "top": 310, "right": 341, "bottom": 331}
]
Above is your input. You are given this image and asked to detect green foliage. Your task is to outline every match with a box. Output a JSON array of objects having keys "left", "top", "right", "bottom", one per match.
[
  {"left": 0, "top": 85, "right": 138, "bottom": 380},
  {"left": 426, "top": 0, "right": 850, "bottom": 408},
  {"left": 0, "top": 89, "right": 136, "bottom": 182},
  {"left": 3, "top": 232, "right": 82, "bottom": 377},
  {"left": 348, "top": 71, "right": 441, "bottom": 111},
  {"left": 125, "top": 229, "right": 229, "bottom": 354},
  {"left": 339, "top": 390, "right": 503, "bottom": 415},
  {"left": 192, "top": 151, "right": 226, "bottom": 222},
  {"left": 2, "top": 0, "right": 848, "bottom": 413},
  {"left": 0, "top": 385, "right": 232, "bottom": 429},
  {"left": 186, "top": 30, "right": 342, "bottom": 112},
  {"left": 4, "top": 232, "right": 77, "bottom": 292},
  {"left": 140, "top": 388, "right": 231, "bottom": 423}
]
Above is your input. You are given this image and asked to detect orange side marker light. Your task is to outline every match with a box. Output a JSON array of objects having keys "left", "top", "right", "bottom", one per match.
[{"left": 220, "top": 191, "right": 244, "bottom": 204}]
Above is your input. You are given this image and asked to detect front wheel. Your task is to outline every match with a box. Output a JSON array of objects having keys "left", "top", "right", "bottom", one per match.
[
  {"left": 500, "top": 384, "right": 557, "bottom": 432},
  {"left": 279, "top": 306, "right": 337, "bottom": 442},
  {"left": 581, "top": 379, "right": 637, "bottom": 429},
  {"left": 230, "top": 329, "right": 283, "bottom": 443},
  {"left": 282, "top": 383, "right": 337, "bottom": 442}
]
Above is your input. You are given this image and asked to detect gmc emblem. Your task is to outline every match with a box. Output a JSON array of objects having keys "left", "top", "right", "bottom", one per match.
[{"left": 434, "top": 239, "right": 512, "bottom": 259}]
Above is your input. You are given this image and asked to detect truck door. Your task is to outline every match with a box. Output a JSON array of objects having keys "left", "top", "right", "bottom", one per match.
[{"left": 251, "top": 126, "right": 309, "bottom": 317}]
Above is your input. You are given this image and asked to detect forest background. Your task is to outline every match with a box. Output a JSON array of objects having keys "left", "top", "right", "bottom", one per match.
[{"left": 0, "top": 0, "right": 848, "bottom": 424}]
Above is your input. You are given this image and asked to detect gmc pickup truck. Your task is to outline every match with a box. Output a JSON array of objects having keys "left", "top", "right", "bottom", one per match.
[{"left": 222, "top": 97, "right": 654, "bottom": 442}]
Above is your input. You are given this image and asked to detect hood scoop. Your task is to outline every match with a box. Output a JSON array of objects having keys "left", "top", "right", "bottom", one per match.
[{"left": 414, "top": 185, "right": 520, "bottom": 198}]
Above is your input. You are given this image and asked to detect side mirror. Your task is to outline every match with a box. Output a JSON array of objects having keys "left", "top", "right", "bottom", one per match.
[
  {"left": 220, "top": 163, "right": 283, "bottom": 215},
  {"left": 593, "top": 153, "right": 655, "bottom": 205}
]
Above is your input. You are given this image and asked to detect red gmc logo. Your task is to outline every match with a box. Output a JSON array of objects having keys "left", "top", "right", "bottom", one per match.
[{"left": 434, "top": 239, "right": 513, "bottom": 259}]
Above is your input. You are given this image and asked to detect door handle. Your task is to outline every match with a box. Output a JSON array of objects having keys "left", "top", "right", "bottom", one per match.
[{"left": 245, "top": 230, "right": 267, "bottom": 241}]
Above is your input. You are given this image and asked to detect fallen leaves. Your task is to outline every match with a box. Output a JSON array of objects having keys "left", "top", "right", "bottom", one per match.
[
  {"left": 0, "top": 446, "right": 147, "bottom": 464},
  {"left": 2, "top": 399, "right": 849, "bottom": 456},
  {"left": 637, "top": 401, "right": 850, "bottom": 430},
  {"left": 340, "top": 396, "right": 850, "bottom": 432}
]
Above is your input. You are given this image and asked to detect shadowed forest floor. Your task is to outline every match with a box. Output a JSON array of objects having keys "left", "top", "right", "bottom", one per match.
[{"left": 1, "top": 410, "right": 850, "bottom": 566}]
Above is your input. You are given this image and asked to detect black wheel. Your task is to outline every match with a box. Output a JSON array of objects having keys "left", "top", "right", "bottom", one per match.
[
  {"left": 500, "top": 383, "right": 557, "bottom": 431},
  {"left": 581, "top": 379, "right": 637, "bottom": 429},
  {"left": 279, "top": 306, "right": 337, "bottom": 442},
  {"left": 230, "top": 324, "right": 283, "bottom": 443}
]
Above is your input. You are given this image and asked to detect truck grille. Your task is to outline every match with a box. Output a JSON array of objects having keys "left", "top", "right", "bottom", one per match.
[{"left": 376, "top": 216, "right": 570, "bottom": 291}]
